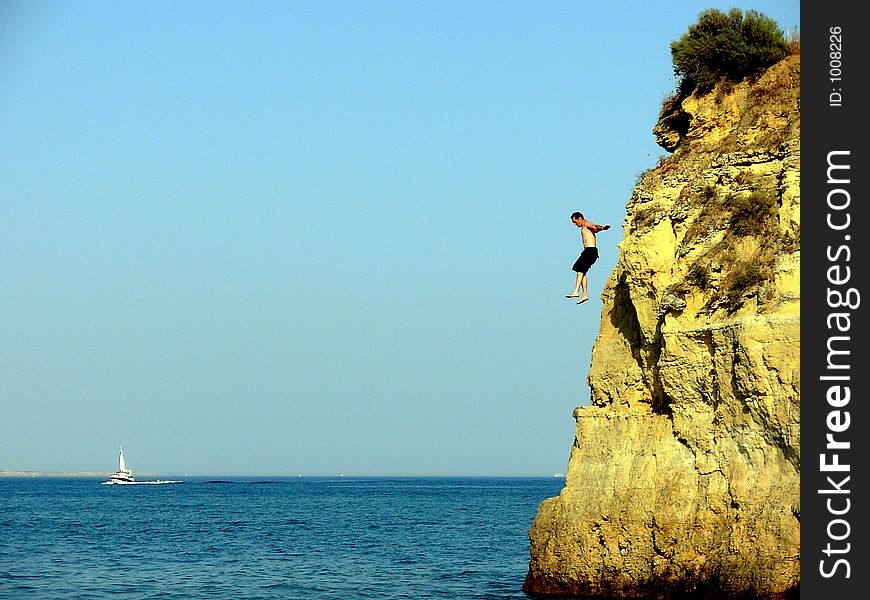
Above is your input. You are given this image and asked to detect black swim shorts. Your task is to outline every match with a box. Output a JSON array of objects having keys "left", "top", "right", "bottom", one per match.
[{"left": 572, "top": 247, "right": 599, "bottom": 274}]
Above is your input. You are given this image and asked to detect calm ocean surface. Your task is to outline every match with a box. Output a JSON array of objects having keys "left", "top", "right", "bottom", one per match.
[{"left": 0, "top": 477, "right": 564, "bottom": 599}]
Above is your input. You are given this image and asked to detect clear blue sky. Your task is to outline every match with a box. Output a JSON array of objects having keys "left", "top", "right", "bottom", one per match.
[{"left": 1, "top": 0, "right": 799, "bottom": 476}]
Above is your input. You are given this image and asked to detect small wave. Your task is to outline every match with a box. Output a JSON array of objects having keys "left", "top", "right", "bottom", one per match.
[{"left": 0, "top": 573, "right": 42, "bottom": 581}]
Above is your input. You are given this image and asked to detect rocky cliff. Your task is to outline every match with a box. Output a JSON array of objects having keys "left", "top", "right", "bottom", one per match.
[{"left": 524, "top": 55, "right": 800, "bottom": 599}]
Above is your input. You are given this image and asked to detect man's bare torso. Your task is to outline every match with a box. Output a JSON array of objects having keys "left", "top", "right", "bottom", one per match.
[{"left": 581, "top": 225, "right": 597, "bottom": 248}]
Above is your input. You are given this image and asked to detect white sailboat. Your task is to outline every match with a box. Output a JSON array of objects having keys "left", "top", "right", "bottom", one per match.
[
  {"left": 102, "top": 447, "right": 181, "bottom": 485},
  {"left": 104, "top": 446, "right": 134, "bottom": 484}
]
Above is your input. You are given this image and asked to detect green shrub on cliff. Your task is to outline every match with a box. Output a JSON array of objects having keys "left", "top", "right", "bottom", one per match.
[{"left": 671, "top": 8, "right": 788, "bottom": 95}]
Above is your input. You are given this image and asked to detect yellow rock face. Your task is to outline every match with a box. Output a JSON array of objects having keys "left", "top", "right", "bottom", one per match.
[{"left": 525, "top": 55, "right": 800, "bottom": 598}]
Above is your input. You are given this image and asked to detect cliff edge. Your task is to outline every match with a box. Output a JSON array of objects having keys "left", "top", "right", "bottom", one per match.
[{"left": 524, "top": 54, "right": 800, "bottom": 599}]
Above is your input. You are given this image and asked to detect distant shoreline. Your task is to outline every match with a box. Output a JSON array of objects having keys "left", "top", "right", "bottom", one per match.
[{"left": 0, "top": 471, "right": 155, "bottom": 478}]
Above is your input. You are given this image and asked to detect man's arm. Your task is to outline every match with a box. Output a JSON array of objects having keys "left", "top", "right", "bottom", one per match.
[{"left": 587, "top": 222, "right": 611, "bottom": 233}]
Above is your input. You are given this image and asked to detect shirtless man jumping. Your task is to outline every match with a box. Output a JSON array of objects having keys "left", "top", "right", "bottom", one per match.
[{"left": 565, "top": 211, "right": 610, "bottom": 305}]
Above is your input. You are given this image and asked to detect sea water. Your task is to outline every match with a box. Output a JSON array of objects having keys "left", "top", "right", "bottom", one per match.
[{"left": 0, "top": 477, "right": 564, "bottom": 599}]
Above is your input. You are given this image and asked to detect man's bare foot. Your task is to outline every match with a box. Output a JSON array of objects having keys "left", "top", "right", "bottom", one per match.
[
  {"left": 576, "top": 296, "right": 589, "bottom": 305},
  {"left": 565, "top": 293, "right": 580, "bottom": 298}
]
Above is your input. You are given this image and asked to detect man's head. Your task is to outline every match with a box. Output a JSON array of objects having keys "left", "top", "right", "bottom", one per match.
[{"left": 571, "top": 212, "right": 584, "bottom": 226}]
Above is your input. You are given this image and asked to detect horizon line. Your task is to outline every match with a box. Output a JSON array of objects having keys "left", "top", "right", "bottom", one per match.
[{"left": 1, "top": 470, "right": 566, "bottom": 479}]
